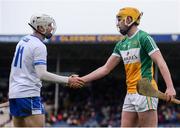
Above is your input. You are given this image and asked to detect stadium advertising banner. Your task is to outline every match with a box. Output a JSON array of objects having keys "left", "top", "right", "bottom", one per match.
[
  {"left": 50, "top": 35, "right": 123, "bottom": 43},
  {"left": 0, "top": 34, "right": 180, "bottom": 43}
]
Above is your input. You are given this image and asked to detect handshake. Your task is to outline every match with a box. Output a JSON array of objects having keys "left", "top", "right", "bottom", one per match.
[{"left": 67, "top": 74, "right": 85, "bottom": 88}]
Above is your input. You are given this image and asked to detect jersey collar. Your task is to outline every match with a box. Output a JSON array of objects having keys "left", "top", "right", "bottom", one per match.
[
  {"left": 128, "top": 29, "right": 140, "bottom": 39},
  {"left": 30, "top": 34, "right": 44, "bottom": 43}
]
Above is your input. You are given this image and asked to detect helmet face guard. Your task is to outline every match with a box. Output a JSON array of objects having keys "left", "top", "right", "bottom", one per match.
[{"left": 28, "top": 14, "right": 57, "bottom": 39}]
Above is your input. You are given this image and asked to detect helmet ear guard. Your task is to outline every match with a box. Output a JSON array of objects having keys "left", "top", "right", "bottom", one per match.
[{"left": 28, "top": 14, "right": 56, "bottom": 39}]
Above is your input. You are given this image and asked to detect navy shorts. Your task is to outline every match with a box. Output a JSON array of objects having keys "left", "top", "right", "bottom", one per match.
[{"left": 9, "top": 97, "right": 45, "bottom": 117}]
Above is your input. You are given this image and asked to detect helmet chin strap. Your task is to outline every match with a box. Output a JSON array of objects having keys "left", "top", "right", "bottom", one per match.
[
  {"left": 28, "top": 23, "right": 52, "bottom": 39},
  {"left": 44, "top": 33, "right": 52, "bottom": 39}
]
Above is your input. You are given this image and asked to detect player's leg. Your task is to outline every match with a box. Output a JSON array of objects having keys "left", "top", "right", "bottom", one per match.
[
  {"left": 9, "top": 97, "right": 45, "bottom": 127},
  {"left": 9, "top": 99, "right": 27, "bottom": 127},
  {"left": 23, "top": 97, "right": 45, "bottom": 127},
  {"left": 121, "top": 111, "right": 138, "bottom": 127},
  {"left": 121, "top": 94, "right": 139, "bottom": 127},
  {"left": 138, "top": 109, "right": 157, "bottom": 127},
  {"left": 24, "top": 114, "right": 45, "bottom": 127},
  {"left": 12, "top": 114, "right": 45, "bottom": 127},
  {"left": 12, "top": 116, "right": 26, "bottom": 127},
  {"left": 135, "top": 94, "right": 158, "bottom": 127}
]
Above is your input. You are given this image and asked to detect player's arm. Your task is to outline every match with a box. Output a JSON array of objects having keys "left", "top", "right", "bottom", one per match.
[
  {"left": 35, "top": 65, "right": 84, "bottom": 87},
  {"left": 150, "top": 51, "right": 176, "bottom": 99},
  {"left": 34, "top": 44, "right": 84, "bottom": 87},
  {"left": 141, "top": 35, "right": 176, "bottom": 101},
  {"left": 81, "top": 55, "right": 121, "bottom": 83}
]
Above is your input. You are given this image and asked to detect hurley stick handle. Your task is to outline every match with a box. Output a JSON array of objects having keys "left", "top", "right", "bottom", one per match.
[{"left": 137, "top": 78, "right": 180, "bottom": 104}]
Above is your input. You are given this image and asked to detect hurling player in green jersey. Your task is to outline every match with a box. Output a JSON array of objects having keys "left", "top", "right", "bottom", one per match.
[{"left": 80, "top": 7, "right": 176, "bottom": 127}]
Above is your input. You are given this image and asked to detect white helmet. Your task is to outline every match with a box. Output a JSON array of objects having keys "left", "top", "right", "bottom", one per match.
[{"left": 28, "top": 14, "right": 57, "bottom": 39}]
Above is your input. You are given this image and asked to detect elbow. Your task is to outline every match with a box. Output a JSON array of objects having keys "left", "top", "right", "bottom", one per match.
[
  {"left": 37, "top": 73, "right": 44, "bottom": 80},
  {"left": 102, "top": 66, "right": 111, "bottom": 76},
  {"left": 37, "top": 71, "right": 46, "bottom": 80},
  {"left": 39, "top": 75, "right": 45, "bottom": 80}
]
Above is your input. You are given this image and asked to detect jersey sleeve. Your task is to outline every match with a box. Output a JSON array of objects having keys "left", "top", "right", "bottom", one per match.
[
  {"left": 33, "top": 44, "right": 47, "bottom": 66},
  {"left": 112, "top": 43, "right": 121, "bottom": 57},
  {"left": 140, "top": 35, "right": 159, "bottom": 56}
]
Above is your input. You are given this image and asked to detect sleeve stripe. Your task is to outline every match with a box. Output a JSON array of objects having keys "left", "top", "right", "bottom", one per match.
[
  {"left": 34, "top": 62, "right": 47, "bottom": 65},
  {"left": 148, "top": 48, "right": 159, "bottom": 56},
  {"left": 147, "top": 36, "right": 157, "bottom": 49},
  {"left": 34, "top": 60, "right": 46, "bottom": 65},
  {"left": 112, "top": 53, "right": 121, "bottom": 57}
]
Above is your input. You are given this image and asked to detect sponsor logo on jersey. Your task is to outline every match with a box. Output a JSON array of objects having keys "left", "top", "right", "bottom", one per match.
[{"left": 120, "top": 48, "right": 140, "bottom": 64}]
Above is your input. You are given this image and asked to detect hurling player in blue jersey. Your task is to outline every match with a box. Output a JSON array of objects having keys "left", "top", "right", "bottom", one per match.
[{"left": 7, "top": 14, "right": 84, "bottom": 127}]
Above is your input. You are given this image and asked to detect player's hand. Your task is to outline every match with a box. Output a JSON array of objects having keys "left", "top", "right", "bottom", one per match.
[
  {"left": 165, "top": 87, "right": 176, "bottom": 102},
  {"left": 0, "top": 101, "right": 9, "bottom": 108},
  {"left": 68, "top": 75, "right": 85, "bottom": 88}
]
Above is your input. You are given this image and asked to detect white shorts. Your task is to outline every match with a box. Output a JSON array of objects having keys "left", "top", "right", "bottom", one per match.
[{"left": 122, "top": 93, "right": 158, "bottom": 112}]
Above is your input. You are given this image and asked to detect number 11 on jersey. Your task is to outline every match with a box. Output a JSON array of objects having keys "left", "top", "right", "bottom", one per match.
[{"left": 14, "top": 45, "right": 24, "bottom": 68}]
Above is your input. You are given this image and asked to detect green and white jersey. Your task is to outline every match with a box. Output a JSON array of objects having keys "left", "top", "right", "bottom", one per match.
[{"left": 113, "top": 30, "right": 159, "bottom": 93}]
